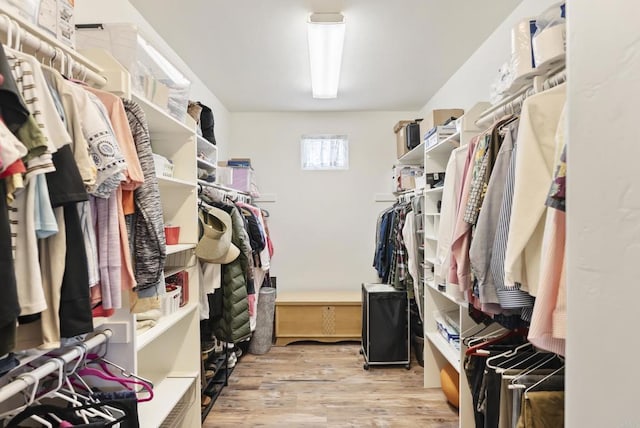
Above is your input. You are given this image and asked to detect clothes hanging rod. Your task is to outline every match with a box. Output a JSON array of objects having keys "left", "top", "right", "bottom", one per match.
[
  {"left": 475, "top": 67, "right": 566, "bottom": 128},
  {"left": 0, "top": 10, "right": 107, "bottom": 87},
  {"left": 197, "top": 180, "right": 251, "bottom": 197},
  {"left": 0, "top": 329, "right": 112, "bottom": 403}
]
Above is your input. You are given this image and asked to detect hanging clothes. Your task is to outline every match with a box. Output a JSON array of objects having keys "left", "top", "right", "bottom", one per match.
[
  {"left": 41, "top": 65, "right": 97, "bottom": 188},
  {"left": 503, "top": 83, "right": 566, "bottom": 296},
  {"left": 402, "top": 210, "right": 421, "bottom": 318},
  {"left": 373, "top": 205, "right": 396, "bottom": 282},
  {"left": 200, "top": 197, "right": 252, "bottom": 344},
  {"left": 122, "top": 98, "right": 167, "bottom": 293},
  {"left": 469, "top": 119, "right": 519, "bottom": 315},
  {"left": 0, "top": 180, "right": 19, "bottom": 356},
  {"left": 435, "top": 145, "right": 466, "bottom": 294},
  {"left": 527, "top": 104, "right": 567, "bottom": 356},
  {"left": 448, "top": 136, "right": 480, "bottom": 292},
  {"left": 489, "top": 128, "right": 535, "bottom": 319},
  {"left": 390, "top": 201, "right": 413, "bottom": 290},
  {"left": 373, "top": 200, "right": 414, "bottom": 290}
]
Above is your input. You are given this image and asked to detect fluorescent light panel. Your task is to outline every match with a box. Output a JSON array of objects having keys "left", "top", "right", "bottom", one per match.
[{"left": 307, "top": 13, "right": 345, "bottom": 99}]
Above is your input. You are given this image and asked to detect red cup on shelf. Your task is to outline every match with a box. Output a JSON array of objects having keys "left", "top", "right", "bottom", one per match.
[{"left": 164, "top": 225, "right": 181, "bottom": 245}]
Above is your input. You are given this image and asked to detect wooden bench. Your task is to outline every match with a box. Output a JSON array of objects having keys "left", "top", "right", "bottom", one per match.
[{"left": 274, "top": 291, "right": 362, "bottom": 346}]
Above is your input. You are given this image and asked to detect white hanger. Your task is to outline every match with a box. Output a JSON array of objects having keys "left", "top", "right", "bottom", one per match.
[
  {"left": 508, "top": 354, "right": 563, "bottom": 389},
  {"left": 11, "top": 19, "right": 21, "bottom": 51},
  {"left": 66, "top": 55, "right": 74, "bottom": 78},
  {"left": 0, "top": 370, "right": 41, "bottom": 420},
  {"left": 1, "top": 14, "right": 14, "bottom": 47},
  {"left": 56, "top": 47, "right": 65, "bottom": 74},
  {"left": 485, "top": 342, "right": 532, "bottom": 370},
  {"left": 524, "top": 365, "right": 565, "bottom": 398}
]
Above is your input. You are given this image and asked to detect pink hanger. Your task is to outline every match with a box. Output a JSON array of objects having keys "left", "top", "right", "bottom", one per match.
[{"left": 75, "top": 367, "right": 154, "bottom": 403}]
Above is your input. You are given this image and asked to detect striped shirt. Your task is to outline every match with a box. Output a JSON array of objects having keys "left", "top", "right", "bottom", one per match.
[{"left": 490, "top": 131, "right": 535, "bottom": 312}]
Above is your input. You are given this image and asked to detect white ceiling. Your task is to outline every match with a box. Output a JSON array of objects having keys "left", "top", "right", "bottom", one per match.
[{"left": 129, "top": 0, "right": 521, "bottom": 112}]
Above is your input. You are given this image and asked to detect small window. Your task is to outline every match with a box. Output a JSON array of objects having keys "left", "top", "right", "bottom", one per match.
[{"left": 300, "top": 135, "right": 349, "bottom": 170}]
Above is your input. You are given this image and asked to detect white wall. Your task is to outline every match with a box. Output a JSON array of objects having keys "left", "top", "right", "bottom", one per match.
[
  {"left": 566, "top": 0, "right": 640, "bottom": 426},
  {"left": 418, "top": 0, "right": 560, "bottom": 115},
  {"left": 230, "top": 111, "right": 415, "bottom": 292},
  {"left": 75, "top": 0, "right": 231, "bottom": 159}
]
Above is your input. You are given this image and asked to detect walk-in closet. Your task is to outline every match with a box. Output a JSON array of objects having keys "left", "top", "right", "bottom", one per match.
[{"left": 0, "top": 0, "right": 636, "bottom": 427}]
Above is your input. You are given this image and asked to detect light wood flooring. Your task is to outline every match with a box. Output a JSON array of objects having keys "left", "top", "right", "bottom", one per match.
[{"left": 203, "top": 342, "right": 459, "bottom": 427}]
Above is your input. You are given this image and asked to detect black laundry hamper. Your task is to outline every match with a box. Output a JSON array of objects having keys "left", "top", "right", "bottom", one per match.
[{"left": 360, "top": 283, "right": 410, "bottom": 370}]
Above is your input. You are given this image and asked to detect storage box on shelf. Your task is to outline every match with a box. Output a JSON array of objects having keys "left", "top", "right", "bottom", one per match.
[
  {"left": 216, "top": 159, "right": 260, "bottom": 196},
  {"left": 392, "top": 164, "right": 424, "bottom": 193},
  {"left": 424, "top": 124, "right": 458, "bottom": 150},
  {"left": 419, "top": 108, "right": 465, "bottom": 136}
]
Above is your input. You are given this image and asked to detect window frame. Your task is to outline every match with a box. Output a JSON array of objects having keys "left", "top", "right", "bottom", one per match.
[{"left": 300, "top": 134, "right": 349, "bottom": 171}]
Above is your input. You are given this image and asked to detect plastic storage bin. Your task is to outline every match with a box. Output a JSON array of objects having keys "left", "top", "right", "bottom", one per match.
[
  {"left": 76, "top": 23, "right": 190, "bottom": 122},
  {"left": 161, "top": 286, "right": 182, "bottom": 316}
]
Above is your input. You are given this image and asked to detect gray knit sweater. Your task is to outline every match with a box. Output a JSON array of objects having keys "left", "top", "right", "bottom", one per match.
[{"left": 122, "top": 99, "right": 166, "bottom": 291}]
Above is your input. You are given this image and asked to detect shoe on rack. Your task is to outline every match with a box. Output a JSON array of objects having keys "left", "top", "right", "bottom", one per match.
[
  {"left": 214, "top": 339, "right": 224, "bottom": 354},
  {"left": 227, "top": 352, "right": 237, "bottom": 368},
  {"left": 201, "top": 340, "right": 216, "bottom": 355},
  {"left": 201, "top": 395, "right": 212, "bottom": 407}
]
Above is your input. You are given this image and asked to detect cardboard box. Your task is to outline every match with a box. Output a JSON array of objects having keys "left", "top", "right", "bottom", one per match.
[
  {"left": 424, "top": 124, "right": 457, "bottom": 149},
  {"left": 393, "top": 120, "right": 413, "bottom": 159},
  {"left": 420, "top": 109, "right": 464, "bottom": 141},
  {"left": 392, "top": 164, "right": 424, "bottom": 192}
]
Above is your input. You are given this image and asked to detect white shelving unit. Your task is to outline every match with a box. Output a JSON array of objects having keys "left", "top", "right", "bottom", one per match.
[
  {"left": 138, "top": 374, "right": 198, "bottom": 428},
  {"left": 397, "top": 141, "right": 426, "bottom": 165},
  {"left": 197, "top": 135, "right": 218, "bottom": 183},
  {"left": 420, "top": 103, "right": 490, "bottom": 428},
  {"left": 166, "top": 243, "right": 197, "bottom": 255},
  {"left": 84, "top": 50, "right": 202, "bottom": 428}
]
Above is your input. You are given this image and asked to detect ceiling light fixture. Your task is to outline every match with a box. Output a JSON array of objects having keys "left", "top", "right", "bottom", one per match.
[{"left": 307, "top": 12, "right": 345, "bottom": 99}]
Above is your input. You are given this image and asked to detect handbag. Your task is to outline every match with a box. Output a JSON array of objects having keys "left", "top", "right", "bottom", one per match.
[{"left": 406, "top": 119, "right": 423, "bottom": 150}]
